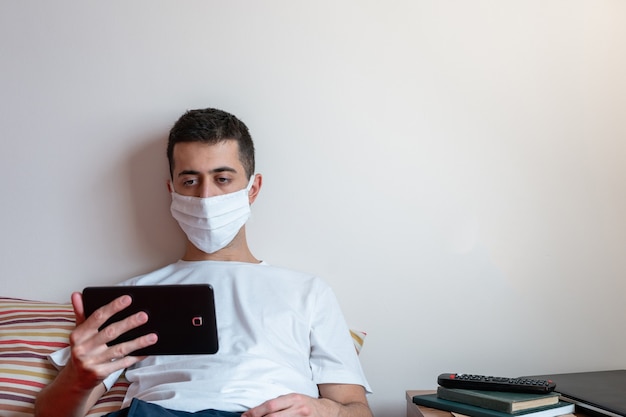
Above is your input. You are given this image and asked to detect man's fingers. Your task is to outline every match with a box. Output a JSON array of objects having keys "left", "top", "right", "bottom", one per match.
[
  {"left": 85, "top": 295, "right": 132, "bottom": 328},
  {"left": 70, "top": 294, "right": 133, "bottom": 347},
  {"left": 71, "top": 292, "right": 86, "bottom": 325},
  {"left": 75, "top": 332, "right": 158, "bottom": 383},
  {"left": 66, "top": 293, "right": 158, "bottom": 386},
  {"left": 103, "top": 332, "right": 158, "bottom": 364},
  {"left": 244, "top": 394, "right": 300, "bottom": 417},
  {"left": 96, "top": 310, "right": 148, "bottom": 344},
  {"left": 72, "top": 295, "right": 156, "bottom": 354},
  {"left": 71, "top": 327, "right": 158, "bottom": 380}
]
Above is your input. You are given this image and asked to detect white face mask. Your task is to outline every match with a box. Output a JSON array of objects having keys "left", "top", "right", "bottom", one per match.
[{"left": 170, "top": 176, "right": 255, "bottom": 254}]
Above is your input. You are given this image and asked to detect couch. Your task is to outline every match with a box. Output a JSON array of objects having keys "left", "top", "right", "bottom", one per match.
[{"left": 0, "top": 297, "right": 366, "bottom": 417}]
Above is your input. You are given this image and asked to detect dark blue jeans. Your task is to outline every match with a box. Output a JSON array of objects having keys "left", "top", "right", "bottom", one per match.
[{"left": 105, "top": 399, "right": 243, "bottom": 417}]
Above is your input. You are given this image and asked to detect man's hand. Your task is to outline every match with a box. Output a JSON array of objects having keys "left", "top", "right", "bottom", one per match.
[
  {"left": 68, "top": 291, "right": 158, "bottom": 388},
  {"left": 242, "top": 384, "right": 372, "bottom": 417},
  {"left": 34, "top": 292, "right": 158, "bottom": 417},
  {"left": 242, "top": 393, "right": 322, "bottom": 417}
]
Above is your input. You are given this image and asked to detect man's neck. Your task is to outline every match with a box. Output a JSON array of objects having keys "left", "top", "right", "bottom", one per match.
[
  {"left": 181, "top": 229, "right": 260, "bottom": 264},
  {"left": 182, "top": 247, "right": 259, "bottom": 263}
]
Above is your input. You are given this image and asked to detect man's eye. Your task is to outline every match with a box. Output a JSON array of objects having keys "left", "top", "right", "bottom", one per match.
[
  {"left": 182, "top": 179, "right": 197, "bottom": 186},
  {"left": 216, "top": 177, "right": 231, "bottom": 184}
]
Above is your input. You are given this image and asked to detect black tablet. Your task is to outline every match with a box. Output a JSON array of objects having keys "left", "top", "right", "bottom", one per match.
[{"left": 82, "top": 284, "right": 218, "bottom": 356}]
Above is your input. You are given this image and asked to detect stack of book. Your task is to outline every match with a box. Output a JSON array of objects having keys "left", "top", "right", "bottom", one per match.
[{"left": 413, "top": 385, "right": 576, "bottom": 417}]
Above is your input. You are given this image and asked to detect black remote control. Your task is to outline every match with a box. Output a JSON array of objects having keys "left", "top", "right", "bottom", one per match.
[{"left": 437, "top": 373, "right": 556, "bottom": 393}]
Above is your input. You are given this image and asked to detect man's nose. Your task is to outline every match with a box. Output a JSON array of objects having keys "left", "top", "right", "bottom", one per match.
[
  {"left": 198, "top": 182, "right": 216, "bottom": 198},
  {"left": 198, "top": 184, "right": 211, "bottom": 198}
]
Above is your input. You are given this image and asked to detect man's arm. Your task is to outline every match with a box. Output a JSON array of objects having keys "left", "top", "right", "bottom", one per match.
[
  {"left": 35, "top": 364, "right": 108, "bottom": 417},
  {"left": 34, "top": 292, "right": 158, "bottom": 417},
  {"left": 318, "top": 384, "right": 373, "bottom": 417},
  {"left": 242, "top": 384, "right": 373, "bottom": 417}
]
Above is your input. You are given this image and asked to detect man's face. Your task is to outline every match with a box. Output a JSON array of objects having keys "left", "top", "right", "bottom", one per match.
[{"left": 170, "top": 140, "right": 248, "bottom": 198}]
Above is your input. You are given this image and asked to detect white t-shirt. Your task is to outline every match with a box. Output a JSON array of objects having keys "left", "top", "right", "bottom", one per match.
[{"left": 52, "top": 260, "right": 370, "bottom": 412}]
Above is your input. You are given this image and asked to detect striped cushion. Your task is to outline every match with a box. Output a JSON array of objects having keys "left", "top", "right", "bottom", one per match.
[
  {"left": 0, "top": 297, "right": 365, "bottom": 417},
  {"left": 0, "top": 297, "right": 127, "bottom": 417}
]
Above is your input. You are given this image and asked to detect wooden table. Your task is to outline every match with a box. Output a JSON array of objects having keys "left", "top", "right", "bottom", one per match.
[{"left": 406, "top": 390, "right": 586, "bottom": 417}]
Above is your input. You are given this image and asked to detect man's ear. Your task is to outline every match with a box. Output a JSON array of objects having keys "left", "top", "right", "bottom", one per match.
[
  {"left": 248, "top": 174, "right": 262, "bottom": 204},
  {"left": 166, "top": 180, "right": 173, "bottom": 193}
]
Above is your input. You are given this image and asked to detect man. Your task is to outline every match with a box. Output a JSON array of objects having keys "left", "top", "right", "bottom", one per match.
[{"left": 35, "top": 108, "right": 372, "bottom": 417}]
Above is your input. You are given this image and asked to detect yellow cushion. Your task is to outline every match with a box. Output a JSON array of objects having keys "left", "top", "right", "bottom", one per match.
[{"left": 350, "top": 329, "right": 367, "bottom": 355}]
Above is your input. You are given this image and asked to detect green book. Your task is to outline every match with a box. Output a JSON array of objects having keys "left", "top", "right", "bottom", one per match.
[
  {"left": 412, "top": 393, "right": 574, "bottom": 417},
  {"left": 437, "top": 386, "right": 560, "bottom": 413}
]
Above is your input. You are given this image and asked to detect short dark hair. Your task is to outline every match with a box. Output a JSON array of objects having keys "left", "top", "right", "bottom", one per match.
[{"left": 167, "top": 108, "right": 255, "bottom": 178}]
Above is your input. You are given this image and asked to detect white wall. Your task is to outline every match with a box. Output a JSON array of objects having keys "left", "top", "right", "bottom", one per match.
[{"left": 1, "top": 1, "right": 625, "bottom": 416}]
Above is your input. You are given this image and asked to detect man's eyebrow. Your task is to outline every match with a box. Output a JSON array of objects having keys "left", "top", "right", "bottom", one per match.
[
  {"left": 177, "top": 169, "right": 200, "bottom": 177},
  {"left": 176, "top": 167, "right": 238, "bottom": 177},
  {"left": 211, "top": 166, "right": 238, "bottom": 174}
]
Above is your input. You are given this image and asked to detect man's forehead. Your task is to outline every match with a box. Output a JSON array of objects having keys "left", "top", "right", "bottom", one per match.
[
  {"left": 176, "top": 166, "right": 239, "bottom": 177},
  {"left": 173, "top": 139, "right": 239, "bottom": 151},
  {"left": 172, "top": 141, "right": 243, "bottom": 172}
]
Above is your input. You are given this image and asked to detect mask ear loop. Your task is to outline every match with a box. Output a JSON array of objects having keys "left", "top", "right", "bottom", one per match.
[{"left": 246, "top": 174, "right": 256, "bottom": 192}]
